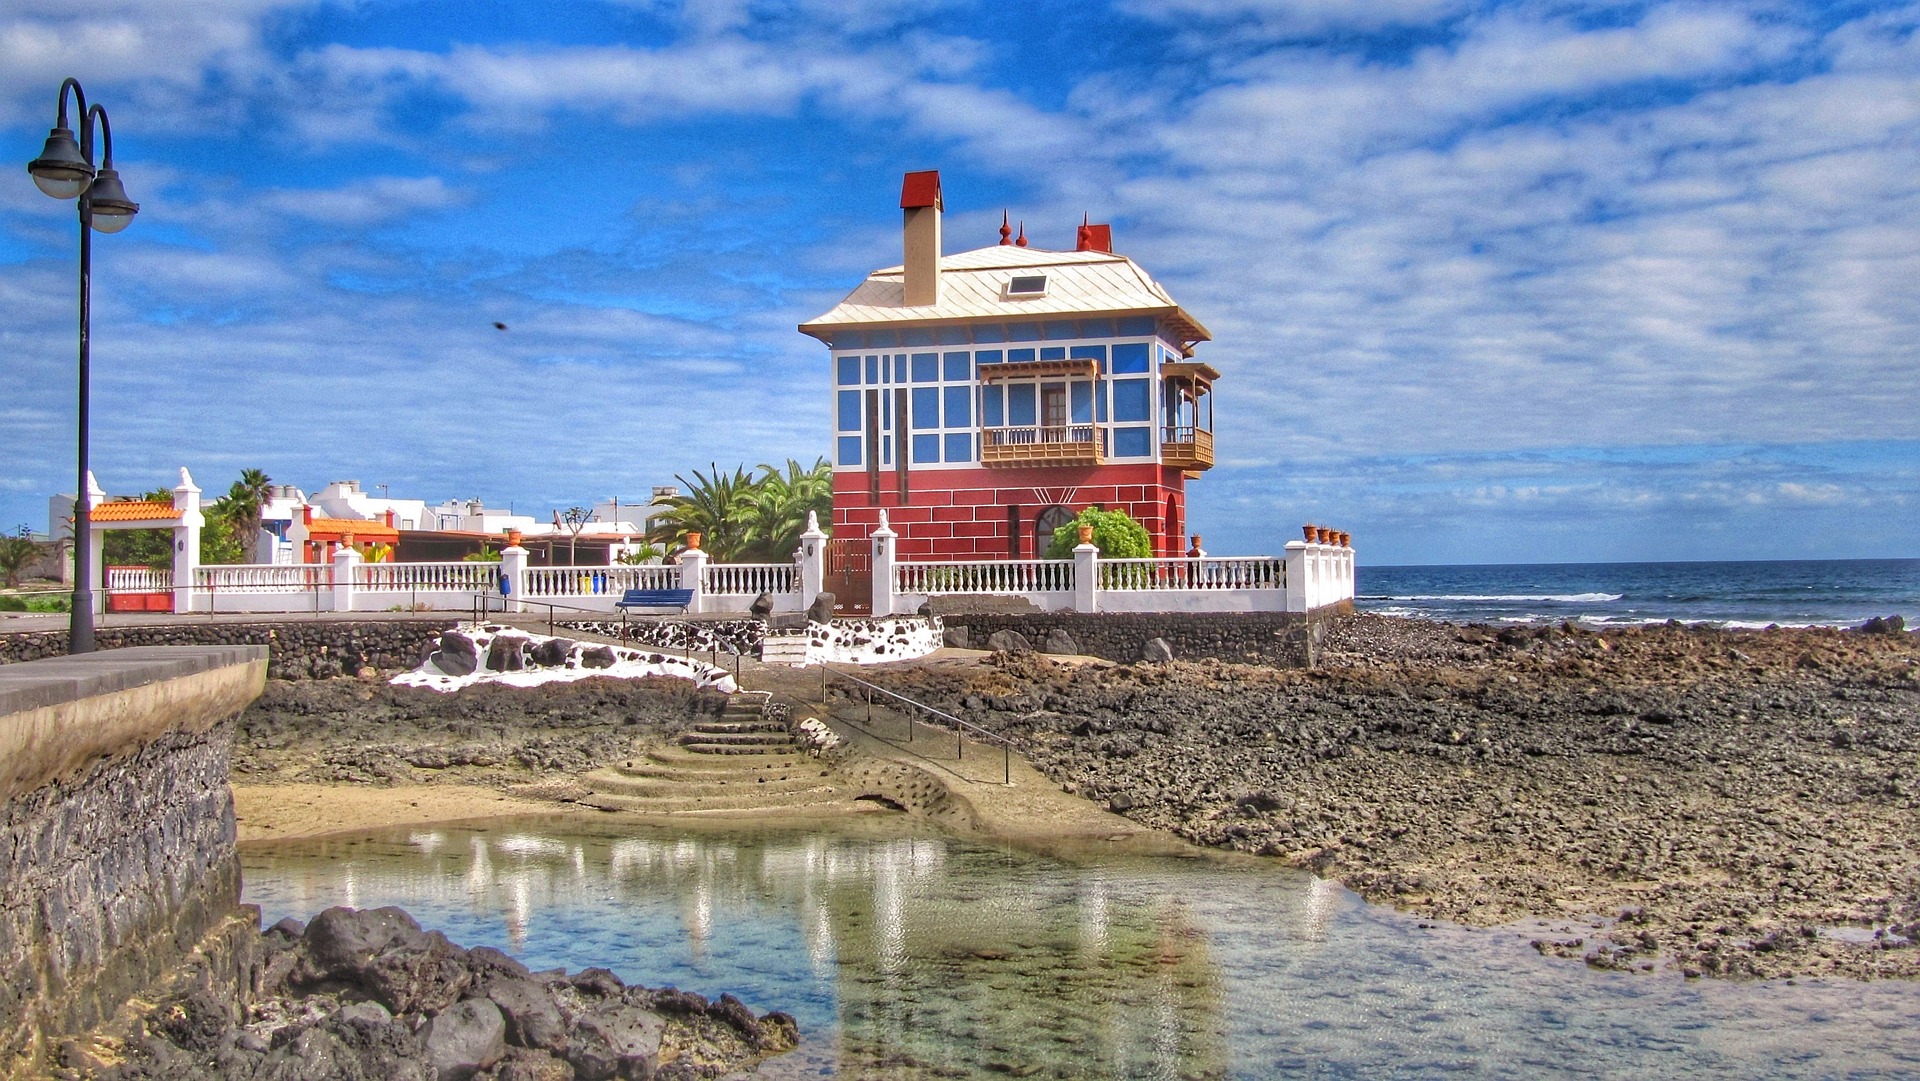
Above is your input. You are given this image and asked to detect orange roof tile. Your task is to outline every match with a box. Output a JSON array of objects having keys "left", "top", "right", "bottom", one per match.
[
  {"left": 306, "top": 518, "right": 399, "bottom": 540},
  {"left": 90, "top": 500, "right": 181, "bottom": 522}
]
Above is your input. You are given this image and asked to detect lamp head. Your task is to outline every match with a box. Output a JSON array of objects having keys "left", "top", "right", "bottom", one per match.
[
  {"left": 28, "top": 125, "right": 92, "bottom": 200},
  {"left": 84, "top": 167, "right": 137, "bottom": 233}
]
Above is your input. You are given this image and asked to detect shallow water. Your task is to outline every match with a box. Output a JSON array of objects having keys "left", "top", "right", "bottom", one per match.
[{"left": 242, "top": 820, "right": 1920, "bottom": 1079}]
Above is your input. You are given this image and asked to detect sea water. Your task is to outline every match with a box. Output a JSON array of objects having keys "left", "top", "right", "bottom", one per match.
[
  {"left": 1358, "top": 558, "right": 1920, "bottom": 628},
  {"left": 242, "top": 821, "right": 1920, "bottom": 1079}
]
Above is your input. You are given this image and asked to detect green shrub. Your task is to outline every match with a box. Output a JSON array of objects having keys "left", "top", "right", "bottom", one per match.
[{"left": 1043, "top": 508, "right": 1153, "bottom": 560}]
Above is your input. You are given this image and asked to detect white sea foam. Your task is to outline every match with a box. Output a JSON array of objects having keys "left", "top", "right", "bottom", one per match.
[{"left": 1390, "top": 593, "right": 1623, "bottom": 603}]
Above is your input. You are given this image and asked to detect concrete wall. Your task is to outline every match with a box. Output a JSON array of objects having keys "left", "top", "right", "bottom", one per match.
[
  {"left": 0, "top": 620, "right": 453, "bottom": 678},
  {"left": 0, "top": 646, "right": 267, "bottom": 1077}
]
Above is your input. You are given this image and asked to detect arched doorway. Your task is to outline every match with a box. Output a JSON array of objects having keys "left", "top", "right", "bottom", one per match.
[
  {"left": 1165, "top": 493, "right": 1180, "bottom": 557},
  {"left": 1034, "top": 505, "right": 1074, "bottom": 558}
]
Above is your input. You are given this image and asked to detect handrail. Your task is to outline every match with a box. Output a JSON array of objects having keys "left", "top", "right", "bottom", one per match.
[{"left": 819, "top": 665, "right": 1013, "bottom": 785}]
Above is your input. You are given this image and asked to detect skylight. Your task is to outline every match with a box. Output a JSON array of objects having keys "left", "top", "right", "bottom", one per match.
[{"left": 1006, "top": 275, "right": 1048, "bottom": 298}]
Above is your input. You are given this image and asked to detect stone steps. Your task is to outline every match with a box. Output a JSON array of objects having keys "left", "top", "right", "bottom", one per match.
[
  {"left": 759, "top": 634, "right": 810, "bottom": 667},
  {"left": 573, "top": 785, "right": 845, "bottom": 815},
  {"left": 581, "top": 767, "right": 831, "bottom": 800},
  {"left": 618, "top": 747, "right": 815, "bottom": 777}
]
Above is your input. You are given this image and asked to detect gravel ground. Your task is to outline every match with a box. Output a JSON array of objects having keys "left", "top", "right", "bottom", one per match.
[{"left": 853, "top": 615, "right": 1920, "bottom": 980}]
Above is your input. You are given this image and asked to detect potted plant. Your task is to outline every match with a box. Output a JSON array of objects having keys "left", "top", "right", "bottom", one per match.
[
  {"left": 1302, "top": 523, "right": 1317, "bottom": 542},
  {"left": 685, "top": 531, "right": 703, "bottom": 551},
  {"left": 504, "top": 529, "right": 523, "bottom": 548}
]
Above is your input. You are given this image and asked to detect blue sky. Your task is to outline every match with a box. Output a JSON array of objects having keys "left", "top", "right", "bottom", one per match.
[{"left": 2, "top": 0, "right": 1916, "bottom": 565}]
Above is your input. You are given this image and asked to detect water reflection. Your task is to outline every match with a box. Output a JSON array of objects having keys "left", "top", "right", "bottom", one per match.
[{"left": 243, "top": 821, "right": 1920, "bottom": 1080}]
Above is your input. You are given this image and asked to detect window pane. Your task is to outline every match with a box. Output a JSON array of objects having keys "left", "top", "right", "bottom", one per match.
[
  {"left": 894, "top": 355, "right": 907, "bottom": 382},
  {"left": 982, "top": 385, "right": 1004, "bottom": 427},
  {"left": 912, "top": 387, "right": 940, "bottom": 429},
  {"left": 1042, "top": 320, "right": 1078, "bottom": 340},
  {"left": 944, "top": 385, "right": 971, "bottom": 427},
  {"left": 838, "top": 390, "right": 861, "bottom": 432},
  {"left": 1117, "top": 316, "right": 1156, "bottom": 335},
  {"left": 938, "top": 325, "right": 971, "bottom": 345},
  {"left": 1009, "top": 384, "right": 1037, "bottom": 426},
  {"left": 911, "top": 352, "right": 939, "bottom": 382},
  {"left": 837, "top": 356, "right": 861, "bottom": 385},
  {"left": 1113, "top": 379, "right": 1150, "bottom": 421},
  {"left": 976, "top": 349, "right": 1003, "bottom": 366},
  {"left": 912, "top": 433, "right": 941, "bottom": 464},
  {"left": 1069, "top": 382, "right": 1092, "bottom": 424},
  {"left": 943, "top": 352, "right": 970, "bottom": 381},
  {"left": 1069, "top": 344, "right": 1107, "bottom": 362},
  {"left": 1112, "top": 343, "right": 1149, "bottom": 373},
  {"left": 866, "top": 355, "right": 880, "bottom": 383},
  {"left": 1008, "top": 322, "right": 1042, "bottom": 341},
  {"left": 944, "top": 433, "right": 972, "bottom": 463},
  {"left": 1008, "top": 347, "right": 1036, "bottom": 363},
  {"left": 837, "top": 436, "right": 863, "bottom": 466},
  {"left": 1040, "top": 346, "right": 1066, "bottom": 361},
  {"left": 1081, "top": 318, "right": 1113, "bottom": 337},
  {"left": 973, "top": 323, "right": 1007, "bottom": 343},
  {"left": 1114, "top": 426, "right": 1151, "bottom": 457},
  {"left": 904, "top": 327, "right": 935, "bottom": 346}
]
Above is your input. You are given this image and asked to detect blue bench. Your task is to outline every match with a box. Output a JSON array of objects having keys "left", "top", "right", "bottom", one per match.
[{"left": 616, "top": 588, "right": 695, "bottom": 613}]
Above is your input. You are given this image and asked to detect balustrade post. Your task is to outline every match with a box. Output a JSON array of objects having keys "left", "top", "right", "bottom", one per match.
[
  {"left": 332, "top": 545, "right": 361, "bottom": 612},
  {"left": 679, "top": 547, "right": 708, "bottom": 615},
  {"left": 1073, "top": 540, "right": 1100, "bottom": 613},
  {"left": 172, "top": 467, "right": 203, "bottom": 614},
  {"left": 500, "top": 543, "right": 529, "bottom": 614},
  {"left": 798, "top": 510, "right": 827, "bottom": 609},
  {"left": 870, "top": 511, "right": 898, "bottom": 617},
  {"left": 1283, "top": 540, "right": 1309, "bottom": 613}
]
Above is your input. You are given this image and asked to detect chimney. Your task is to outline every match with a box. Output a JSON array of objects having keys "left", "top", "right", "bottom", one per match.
[
  {"left": 1075, "top": 217, "right": 1113, "bottom": 253},
  {"left": 900, "top": 170, "right": 943, "bottom": 307},
  {"left": 301, "top": 505, "right": 312, "bottom": 526}
]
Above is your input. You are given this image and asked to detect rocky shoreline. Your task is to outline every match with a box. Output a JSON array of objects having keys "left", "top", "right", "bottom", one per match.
[
  {"left": 852, "top": 615, "right": 1920, "bottom": 981},
  {"left": 80, "top": 906, "right": 794, "bottom": 1080}
]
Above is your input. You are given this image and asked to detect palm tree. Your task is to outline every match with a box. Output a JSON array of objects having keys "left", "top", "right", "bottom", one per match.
[
  {"left": 224, "top": 469, "right": 273, "bottom": 562},
  {"left": 645, "top": 464, "right": 756, "bottom": 560},
  {"left": 738, "top": 458, "right": 832, "bottom": 561}
]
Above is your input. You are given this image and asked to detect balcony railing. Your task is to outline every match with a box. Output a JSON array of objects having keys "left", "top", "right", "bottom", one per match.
[
  {"left": 980, "top": 424, "right": 1102, "bottom": 467},
  {"left": 1161, "top": 426, "right": 1215, "bottom": 470}
]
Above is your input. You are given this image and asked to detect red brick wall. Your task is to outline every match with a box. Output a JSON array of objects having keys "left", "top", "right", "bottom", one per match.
[{"left": 831, "top": 464, "right": 1190, "bottom": 559}]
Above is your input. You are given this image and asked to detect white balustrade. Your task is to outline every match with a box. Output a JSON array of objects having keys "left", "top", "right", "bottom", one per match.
[
  {"left": 353, "top": 562, "right": 498, "bottom": 593},
  {"left": 1098, "top": 557, "right": 1286, "bottom": 591},
  {"left": 523, "top": 565, "right": 679, "bottom": 596},
  {"left": 895, "top": 559, "right": 1075, "bottom": 595},
  {"left": 106, "top": 567, "right": 171, "bottom": 592},
  {"left": 195, "top": 564, "right": 331, "bottom": 593},
  {"left": 703, "top": 563, "right": 799, "bottom": 595}
]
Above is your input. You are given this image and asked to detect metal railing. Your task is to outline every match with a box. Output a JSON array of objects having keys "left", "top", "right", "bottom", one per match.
[
  {"left": 895, "top": 559, "right": 1073, "bottom": 595},
  {"left": 1097, "top": 556, "right": 1285, "bottom": 591},
  {"left": 982, "top": 424, "right": 1097, "bottom": 447},
  {"left": 820, "top": 665, "right": 1014, "bottom": 785}
]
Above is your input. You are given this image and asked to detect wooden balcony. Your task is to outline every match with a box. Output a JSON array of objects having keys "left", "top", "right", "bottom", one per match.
[
  {"left": 1161, "top": 426, "right": 1215, "bottom": 470},
  {"left": 981, "top": 425, "right": 1103, "bottom": 468}
]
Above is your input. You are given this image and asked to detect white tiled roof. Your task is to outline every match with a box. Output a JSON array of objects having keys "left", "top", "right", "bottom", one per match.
[{"left": 800, "top": 246, "right": 1210, "bottom": 343}]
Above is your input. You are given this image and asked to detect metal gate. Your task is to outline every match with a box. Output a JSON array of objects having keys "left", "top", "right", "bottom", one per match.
[{"left": 826, "top": 537, "right": 872, "bottom": 616}]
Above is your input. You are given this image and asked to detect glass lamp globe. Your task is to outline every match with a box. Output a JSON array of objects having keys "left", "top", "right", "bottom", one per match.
[{"left": 27, "top": 126, "right": 92, "bottom": 200}]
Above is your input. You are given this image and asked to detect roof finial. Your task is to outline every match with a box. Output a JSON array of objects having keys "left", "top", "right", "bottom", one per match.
[
  {"left": 1015, "top": 220, "right": 1028, "bottom": 247},
  {"left": 999, "top": 210, "right": 1012, "bottom": 246},
  {"left": 1076, "top": 212, "right": 1091, "bottom": 251}
]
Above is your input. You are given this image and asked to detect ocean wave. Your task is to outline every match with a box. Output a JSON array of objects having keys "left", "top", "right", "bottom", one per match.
[{"left": 1387, "top": 593, "right": 1624, "bottom": 604}]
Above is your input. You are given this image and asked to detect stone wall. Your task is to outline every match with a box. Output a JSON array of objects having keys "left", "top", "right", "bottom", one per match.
[
  {"left": 0, "top": 646, "right": 268, "bottom": 1078},
  {"left": 940, "top": 610, "right": 1339, "bottom": 667},
  {"left": 0, "top": 620, "right": 452, "bottom": 678}
]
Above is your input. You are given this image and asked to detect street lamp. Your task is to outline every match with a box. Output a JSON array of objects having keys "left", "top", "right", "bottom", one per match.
[{"left": 27, "top": 78, "right": 139, "bottom": 654}]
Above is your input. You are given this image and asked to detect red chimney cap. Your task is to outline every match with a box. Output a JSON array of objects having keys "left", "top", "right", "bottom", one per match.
[
  {"left": 900, "top": 170, "right": 942, "bottom": 210},
  {"left": 1077, "top": 222, "right": 1113, "bottom": 253}
]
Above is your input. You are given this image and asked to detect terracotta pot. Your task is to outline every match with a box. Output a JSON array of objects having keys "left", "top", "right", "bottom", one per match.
[
  {"left": 1340, "top": 531, "right": 1351, "bottom": 547},
  {"left": 1302, "top": 523, "right": 1317, "bottom": 542},
  {"left": 504, "top": 529, "right": 522, "bottom": 547},
  {"left": 686, "top": 531, "right": 703, "bottom": 551},
  {"left": 1320, "top": 527, "right": 1333, "bottom": 544},
  {"left": 1077, "top": 524, "right": 1094, "bottom": 545}
]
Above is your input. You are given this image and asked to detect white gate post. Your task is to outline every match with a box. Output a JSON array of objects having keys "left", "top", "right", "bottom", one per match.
[
  {"left": 84, "top": 471, "right": 105, "bottom": 615},
  {"left": 172, "top": 468, "right": 203, "bottom": 613},
  {"left": 1283, "top": 540, "right": 1309, "bottom": 613},
  {"left": 678, "top": 545, "right": 708, "bottom": 615},
  {"left": 500, "top": 542, "right": 530, "bottom": 614},
  {"left": 1073, "top": 535, "right": 1100, "bottom": 613},
  {"left": 870, "top": 510, "right": 897, "bottom": 617},
  {"left": 332, "top": 544, "right": 361, "bottom": 612},
  {"left": 798, "top": 510, "right": 826, "bottom": 609}
]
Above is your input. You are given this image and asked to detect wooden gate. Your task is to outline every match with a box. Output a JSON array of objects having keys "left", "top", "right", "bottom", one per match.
[{"left": 826, "top": 537, "right": 872, "bottom": 616}]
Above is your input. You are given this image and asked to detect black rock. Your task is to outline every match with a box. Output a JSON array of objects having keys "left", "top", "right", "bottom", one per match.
[
  {"left": 1140, "top": 637, "right": 1174, "bottom": 663},
  {"left": 486, "top": 637, "right": 527, "bottom": 672},
  {"left": 1042, "top": 629, "right": 1079, "bottom": 656},
  {"left": 564, "top": 1005, "right": 664, "bottom": 1081},
  {"left": 750, "top": 591, "right": 775, "bottom": 617},
  {"left": 986, "top": 629, "right": 1031, "bottom": 653},
  {"left": 529, "top": 638, "right": 574, "bottom": 667},
  {"left": 944, "top": 626, "right": 971, "bottom": 649},
  {"left": 1858, "top": 615, "right": 1907, "bottom": 635},
  {"left": 433, "top": 631, "right": 480, "bottom": 676},
  {"left": 422, "top": 998, "right": 508, "bottom": 1081},
  {"left": 487, "top": 977, "right": 567, "bottom": 1050},
  {"left": 580, "top": 646, "right": 617, "bottom": 669},
  {"left": 807, "top": 592, "right": 836, "bottom": 625}
]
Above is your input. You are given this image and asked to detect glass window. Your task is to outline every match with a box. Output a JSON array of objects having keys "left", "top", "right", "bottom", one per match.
[
  {"left": 943, "top": 352, "right": 970, "bottom": 381},
  {"left": 837, "top": 436, "right": 863, "bottom": 466},
  {"left": 912, "top": 387, "right": 940, "bottom": 429},
  {"left": 1097, "top": 384, "right": 1107, "bottom": 422},
  {"left": 976, "top": 349, "right": 1003, "bottom": 366},
  {"left": 1070, "top": 382, "right": 1092, "bottom": 424},
  {"left": 1081, "top": 318, "right": 1113, "bottom": 337},
  {"left": 1009, "top": 383, "right": 1037, "bottom": 426},
  {"left": 944, "top": 385, "right": 971, "bottom": 427},
  {"left": 911, "top": 353, "right": 939, "bottom": 382},
  {"left": 982, "top": 385, "right": 1004, "bottom": 427},
  {"left": 837, "top": 356, "right": 861, "bottom": 386},
  {"left": 894, "top": 355, "right": 907, "bottom": 382},
  {"left": 1111, "top": 343, "right": 1149, "bottom": 373},
  {"left": 1114, "top": 426, "right": 1151, "bottom": 457},
  {"left": 1069, "top": 344, "right": 1106, "bottom": 363},
  {"left": 938, "top": 325, "right": 971, "bottom": 345},
  {"left": 837, "top": 390, "right": 861, "bottom": 432},
  {"left": 1008, "top": 322, "right": 1042, "bottom": 342},
  {"left": 1042, "top": 320, "right": 1078, "bottom": 340},
  {"left": 872, "top": 328, "right": 902, "bottom": 348},
  {"left": 912, "top": 433, "right": 941, "bottom": 464},
  {"left": 944, "top": 433, "right": 972, "bottom": 463},
  {"left": 904, "top": 327, "right": 935, "bottom": 346},
  {"left": 973, "top": 323, "right": 1007, "bottom": 343},
  {"left": 1117, "top": 316, "right": 1156, "bottom": 335},
  {"left": 1040, "top": 346, "right": 1066, "bottom": 361},
  {"left": 866, "top": 355, "right": 880, "bottom": 383},
  {"left": 1113, "top": 379, "right": 1150, "bottom": 422},
  {"left": 1008, "top": 347, "right": 1036, "bottom": 363},
  {"left": 830, "top": 330, "right": 865, "bottom": 350}
]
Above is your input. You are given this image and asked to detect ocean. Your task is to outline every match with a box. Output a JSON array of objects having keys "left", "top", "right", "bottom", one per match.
[{"left": 1356, "top": 558, "right": 1920, "bottom": 628}]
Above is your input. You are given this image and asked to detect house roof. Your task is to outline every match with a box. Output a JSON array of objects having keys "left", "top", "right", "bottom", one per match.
[
  {"left": 306, "top": 518, "right": 399, "bottom": 541},
  {"left": 90, "top": 500, "right": 181, "bottom": 523},
  {"left": 799, "top": 246, "right": 1211, "bottom": 345}
]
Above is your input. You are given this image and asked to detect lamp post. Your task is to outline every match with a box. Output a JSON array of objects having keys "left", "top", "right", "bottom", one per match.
[{"left": 26, "top": 78, "right": 139, "bottom": 655}]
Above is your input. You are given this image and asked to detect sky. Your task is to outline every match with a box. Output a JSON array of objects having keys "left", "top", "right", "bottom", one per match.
[{"left": 1, "top": 0, "right": 1916, "bottom": 565}]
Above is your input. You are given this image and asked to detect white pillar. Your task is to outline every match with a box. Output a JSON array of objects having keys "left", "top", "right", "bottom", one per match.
[
  {"left": 870, "top": 510, "right": 897, "bottom": 617},
  {"left": 1073, "top": 539, "right": 1100, "bottom": 613},
  {"left": 85, "top": 471, "right": 105, "bottom": 615},
  {"left": 172, "top": 468, "right": 203, "bottom": 613},
  {"left": 798, "top": 510, "right": 826, "bottom": 610},
  {"left": 500, "top": 543, "right": 529, "bottom": 614},
  {"left": 332, "top": 544, "right": 361, "bottom": 612},
  {"left": 678, "top": 546, "right": 708, "bottom": 615},
  {"left": 1283, "top": 541, "right": 1309, "bottom": 613}
]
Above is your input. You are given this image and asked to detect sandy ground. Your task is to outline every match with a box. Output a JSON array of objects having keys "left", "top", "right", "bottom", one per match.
[{"left": 232, "top": 783, "right": 561, "bottom": 842}]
